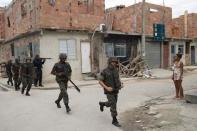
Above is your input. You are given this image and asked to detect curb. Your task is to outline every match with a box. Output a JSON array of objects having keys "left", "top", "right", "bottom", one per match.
[
  {"left": 0, "top": 81, "right": 99, "bottom": 91},
  {"left": 0, "top": 76, "right": 172, "bottom": 91},
  {"left": 0, "top": 83, "right": 11, "bottom": 91}
]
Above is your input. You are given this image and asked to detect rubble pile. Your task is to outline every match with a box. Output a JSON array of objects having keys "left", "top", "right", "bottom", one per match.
[{"left": 119, "top": 56, "right": 151, "bottom": 78}]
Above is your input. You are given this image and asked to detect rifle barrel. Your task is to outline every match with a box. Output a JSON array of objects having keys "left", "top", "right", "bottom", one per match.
[
  {"left": 40, "top": 58, "right": 52, "bottom": 59},
  {"left": 69, "top": 79, "right": 80, "bottom": 93}
]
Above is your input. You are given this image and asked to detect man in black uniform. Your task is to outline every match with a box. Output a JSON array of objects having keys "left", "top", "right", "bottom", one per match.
[
  {"left": 20, "top": 57, "right": 34, "bottom": 96},
  {"left": 12, "top": 58, "right": 21, "bottom": 91},
  {"left": 33, "top": 54, "right": 45, "bottom": 87},
  {"left": 98, "top": 57, "right": 122, "bottom": 127},
  {"left": 6, "top": 60, "right": 13, "bottom": 86},
  {"left": 51, "top": 53, "right": 72, "bottom": 113}
]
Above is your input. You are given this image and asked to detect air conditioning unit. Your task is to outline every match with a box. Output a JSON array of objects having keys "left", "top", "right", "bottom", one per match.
[{"left": 99, "top": 24, "right": 107, "bottom": 32}]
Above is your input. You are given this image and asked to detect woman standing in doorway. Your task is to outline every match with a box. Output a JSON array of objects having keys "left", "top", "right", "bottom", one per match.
[{"left": 172, "top": 54, "right": 184, "bottom": 99}]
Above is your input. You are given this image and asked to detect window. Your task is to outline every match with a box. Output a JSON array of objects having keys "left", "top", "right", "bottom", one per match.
[
  {"left": 49, "top": 0, "right": 56, "bottom": 6},
  {"left": 59, "top": 39, "right": 77, "bottom": 60},
  {"left": 178, "top": 45, "right": 184, "bottom": 54},
  {"left": 105, "top": 43, "right": 126, "bottom": 57},
  {"left": 105, "top": 43, "right": 114, "bottom": 57},
  {"left": 149, "top": 8, "right": 158, "bottom": 13},
  {"left": 78, "top": 0, "right": 88, "bottom": 5},
  {"left": 114, "top": 44, "right": 126, "bottom": 57},
  {"left": 21, "top": 2, "right": 27, "bottom": 17}
]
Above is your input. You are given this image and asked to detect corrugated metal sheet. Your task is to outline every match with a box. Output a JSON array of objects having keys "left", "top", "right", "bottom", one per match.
[{"left": 145, "top": 42, "right": 161, "bottom": 68}]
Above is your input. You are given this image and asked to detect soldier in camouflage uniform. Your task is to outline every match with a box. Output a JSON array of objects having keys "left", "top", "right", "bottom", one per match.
[
  {"left": 12, "top": 58, "right": 21, "bottom": 91},
  {"left": 51, "top": 53, "right": 72, "bottom": 113},
  {"left": 20, "top": 57, "right": 34, "bottom": 96},
  {"left": 6, "top": 60, "right": 13, "bottom": 86},
  {"left": 98, "top": 57, "right": 122, "bottom": 127}
]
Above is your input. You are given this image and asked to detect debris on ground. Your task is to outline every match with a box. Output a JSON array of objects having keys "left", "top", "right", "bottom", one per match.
[
  {"left": 121, "top": 97, "right": 197, "bottom": 131},
  {"left": 119, "top": 55, "right": 152, "bottom": 78}
]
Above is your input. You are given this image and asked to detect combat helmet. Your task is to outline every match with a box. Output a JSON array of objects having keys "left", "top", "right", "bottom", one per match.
[
  {"left": 108, "top": 57, "right": 118, "bottom": 65},
  {"left": 24, "top": 57, "right": 32, "bottom": 62},
  {"left": 59, "top": 53, "right": 67, "bottom": 59}
]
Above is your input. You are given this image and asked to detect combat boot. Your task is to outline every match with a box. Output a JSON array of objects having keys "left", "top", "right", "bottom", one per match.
[
  {"left": 21, "top": 88, "right": 25, "bottom": 94},
  {"left": 25, "top": 92, "right": 30, "bottom": 96},
  {"left": 112, "top": 117, "right": 121, "bottom": 127},
  {"left": 99, "top": 102, "right": 105, "bottom": 112},
  {"left": 65, "top": 104, "right": 71, "bottom": 113},
  {"left": 55, "top": 100, "right": 61, "bottom": 108},
  {"left": 39, "top": 84, "right": 44, "bottom": 87}
]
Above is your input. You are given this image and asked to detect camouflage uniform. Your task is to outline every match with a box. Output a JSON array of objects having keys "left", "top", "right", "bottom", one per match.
[
  {"left": 99, "top": 57, "right": 122, "bottom": 127},
  {"left": 12, "top": 59, "right": 21, "bottom": 91},
  {"left": 51, "top": 54, "right": 72, "bottom": 112},
  {"left": 6, "top": 60, "right": 13, "bottom": 86},
  {"left": 33, "top": 55, "right": 45, "bottom": 87},
  {"left": 20, "top": 58, "right": 34, "bottom": 96}
]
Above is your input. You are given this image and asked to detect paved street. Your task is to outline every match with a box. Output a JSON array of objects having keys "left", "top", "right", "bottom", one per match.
[{"left": 0, "top": 72, "right": 197, "bottom": 131}]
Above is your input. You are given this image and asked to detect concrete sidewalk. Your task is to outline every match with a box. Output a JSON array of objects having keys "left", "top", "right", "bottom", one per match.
[{"left": 1, "top": 67, "right": 196, "bottom": 90}]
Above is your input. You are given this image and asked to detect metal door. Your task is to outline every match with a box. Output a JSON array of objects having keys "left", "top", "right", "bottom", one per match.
[{"left": 145, "top": 42, "right": 161, "bottom": 68}]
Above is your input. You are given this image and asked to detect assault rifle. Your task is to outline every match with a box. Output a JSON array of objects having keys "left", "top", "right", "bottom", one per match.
[
  {"left": 68, "top": 79, "right": 81, "bottom": 93},
  {"left": 40, "top": 58, "right": 52, "bottom": 60}
]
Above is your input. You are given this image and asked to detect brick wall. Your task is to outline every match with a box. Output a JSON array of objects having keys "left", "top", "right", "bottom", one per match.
[
  {"left": 188, "top": 13, "right": 197, "bottom": 38},
  {"left": 5, "top": 0, "right": 40, "bottom": 40},
  {"left": 172, "top": 17, "right": 184, "bottom": 38},
  {"left": 105, "top": 2, "right": 172, "bottom": 37},
  {"left": 39, "top": 0, "right": 104, "bottom": 31},
  {"left": 172, "top": 13, "right": 197, "bottom": 39},
  {"left": 0, "top": 7, "right": 5, "bottom": 40},
  {"left": 0, "top": 34, "right": 40, "bottom": 63},
  {"left": 4, "top": 0, "right": 104, "bottom": 41},
  {"left": 163, "top": 42, "right": 169, "bottom": 68}
]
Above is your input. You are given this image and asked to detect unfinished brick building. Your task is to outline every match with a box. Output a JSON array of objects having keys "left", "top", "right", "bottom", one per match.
[
  {"left": 104, "top": 2, "right": 172, "bottom": 68},
  {"left": 172, "top": 13, "right": 197, "bottom": 38},
  {"left": 171, "top": 12, "right": 197, "bottom": 65},
  {"left": 4, "top": 0, "right": 104, "bottom": 40},
  {"left": 105, "top": 2, "right": 172, "bottom": 37},
  {"left": 0, "top": 7, "right": 5, "bottom": 41},
  {"left": 1, "top": 0, "right": 105, "bottom": 81}
]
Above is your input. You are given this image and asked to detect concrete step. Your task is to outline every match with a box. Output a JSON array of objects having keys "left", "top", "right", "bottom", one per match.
[
  {"left": 83, "top": 77, "right": 96, "bottom": 81},
  {"left": 185, "top": 90, "right": 197, "bottom": 104}
]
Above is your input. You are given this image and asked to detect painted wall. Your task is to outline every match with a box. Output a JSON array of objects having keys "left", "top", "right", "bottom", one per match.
[
  {"left": 170, "top": 40, "right": 186, "bottom": 65},
  {"left": 39, "top": 31, "right": 90, "bottom": 82}
]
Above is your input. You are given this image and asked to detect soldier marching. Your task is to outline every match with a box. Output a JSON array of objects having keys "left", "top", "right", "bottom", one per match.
[
  {"left": 51, "top": 53, "right": 72, "bottom": 113},
  {"left": 98, "top": 57, "right": 122, "bottom": 127},
  {"left": 5, "top": 60, "right": 13, "bottom": 86},
  {"left": 20, "top": 57, "right": 35, "bottom": 96},
  {"left": 3, "top": 55, "right": 124, "bottom": 127},
  {"left": 11, "top": 58, "right": 21, "bottom": 91}
]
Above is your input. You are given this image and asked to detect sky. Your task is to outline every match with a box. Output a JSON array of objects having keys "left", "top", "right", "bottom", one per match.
[{"left": 0, "top": 0, "right": 197, "bottom": 18}]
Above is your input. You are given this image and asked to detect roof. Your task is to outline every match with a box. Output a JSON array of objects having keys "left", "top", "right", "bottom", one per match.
[{"left": 100, "top": 30, "right": 141, "bottom": 36}]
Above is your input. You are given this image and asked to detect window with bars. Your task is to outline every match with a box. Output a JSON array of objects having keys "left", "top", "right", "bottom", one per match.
[
  {"left": 105, "top": 43, "right": 126, "bottom": 57},
  {"left": 178, "top": 45, "right": 184, "bottom": 54},
  {"left": 59, "top": 39, "right": 77, "bottom": 60}
]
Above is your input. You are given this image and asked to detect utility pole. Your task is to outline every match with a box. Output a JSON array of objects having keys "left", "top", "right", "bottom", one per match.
[
  {"left": 161, "top": 0, "right": 165, "bottom": 68},
  {"left": 141, "top": 0, "right": 146, "bottom": 57},
  {"left": 133, "top": 0, "right": 137, "bottom": 33}
]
